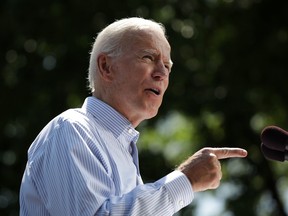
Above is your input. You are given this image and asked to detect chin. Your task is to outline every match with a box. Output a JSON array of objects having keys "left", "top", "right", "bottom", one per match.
[
  {"left": 146, "top": 110, "right": 158, "bottom": 119},
  {"left": 141, "top": 103, "right": 161, "bottom": 120}
]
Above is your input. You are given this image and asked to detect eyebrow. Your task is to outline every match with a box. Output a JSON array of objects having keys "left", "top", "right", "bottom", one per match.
[{"left": 140, "top": 49, "right": 173, "bottom": 68}]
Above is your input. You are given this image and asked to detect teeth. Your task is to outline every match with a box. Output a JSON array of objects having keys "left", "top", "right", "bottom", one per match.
[{"left": 150, "top": 88, "right": 160, "bottom": 95}]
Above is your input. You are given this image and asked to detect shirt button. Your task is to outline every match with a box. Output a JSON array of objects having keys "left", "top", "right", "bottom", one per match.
[
  {"left": 179, "top": 200, "right": 184, "bottom": 207},
  {"left": 128, "top": 128, "right": 133, "bottom": 134}
]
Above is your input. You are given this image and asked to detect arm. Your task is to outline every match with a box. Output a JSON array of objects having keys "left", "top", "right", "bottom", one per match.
[
  {"left": 97, "top": 171, "right": 193, "bottom": 215},
  {"left": 31, "top": 120, "right": 193, "bottom": 215}
]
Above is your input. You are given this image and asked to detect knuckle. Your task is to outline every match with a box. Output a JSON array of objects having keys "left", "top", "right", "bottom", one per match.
[
  {"left": 210, "top": 173, "right": 221, "bottom": 188},
  {"left": 222, "top": 148, "right": 229, "bottom": 157},
  {"left": 211, "top": 181, "right": 220, "bottom": 189},
  {"left": 202, "top": 147, "right": 212, "bottom": 154},
  {"left": 207, "top": 153, "right": 218, "bottom": 163}
]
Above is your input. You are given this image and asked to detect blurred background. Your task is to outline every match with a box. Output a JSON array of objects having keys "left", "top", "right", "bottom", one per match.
[{"left": 1, "top": 0, "right": 288, "bottom": 215}]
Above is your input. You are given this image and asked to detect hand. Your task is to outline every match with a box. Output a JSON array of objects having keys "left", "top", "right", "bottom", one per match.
[{"left": 177, "top": 147, "right": 248, "bottom": 192}]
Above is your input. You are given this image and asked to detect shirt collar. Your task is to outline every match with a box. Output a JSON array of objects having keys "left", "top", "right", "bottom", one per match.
[{"left": 82, "top": 96, "right": 139, "bottom": 146}]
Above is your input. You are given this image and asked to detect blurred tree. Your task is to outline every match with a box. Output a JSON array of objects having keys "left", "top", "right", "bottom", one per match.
[{"left": 1, "top": 0, "right": 288, "bottom": 215}]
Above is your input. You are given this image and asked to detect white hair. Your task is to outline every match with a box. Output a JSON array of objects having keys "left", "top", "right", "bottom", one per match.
[{"left": 87, "top": 17, "right": 167, "bottom": 92}]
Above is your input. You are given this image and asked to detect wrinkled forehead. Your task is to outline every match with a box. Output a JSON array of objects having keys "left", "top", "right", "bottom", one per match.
[{"left": 122, "top": 28, "right": 171, "bottom": 58}]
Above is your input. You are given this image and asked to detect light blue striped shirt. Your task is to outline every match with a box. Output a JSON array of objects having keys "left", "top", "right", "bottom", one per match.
[{"left": 20, "top": 96, "right": 194, "bottom": 215}]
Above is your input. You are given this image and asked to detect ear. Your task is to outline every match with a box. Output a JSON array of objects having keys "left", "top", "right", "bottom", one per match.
[{"left": 97, "top": 53, "right": 114, "bottom": 81}]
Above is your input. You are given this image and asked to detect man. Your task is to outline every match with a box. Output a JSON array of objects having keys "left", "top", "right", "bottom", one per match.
[{"left": 20, "top": 17, "right": 247, "bottom": 215}]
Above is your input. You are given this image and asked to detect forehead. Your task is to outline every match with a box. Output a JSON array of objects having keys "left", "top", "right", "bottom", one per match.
[{"left": 124, "top": 29, "right": 171, "bottom": 57}]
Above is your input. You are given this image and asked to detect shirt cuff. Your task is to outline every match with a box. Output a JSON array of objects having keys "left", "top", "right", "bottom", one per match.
[{"left": 158, "top": 170, "right": 194, "bottom": 212}]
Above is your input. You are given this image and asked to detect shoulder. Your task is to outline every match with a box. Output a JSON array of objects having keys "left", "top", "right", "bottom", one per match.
[
  {"left": 53, "top": 108, "right": 93, "bottom": 128},
  {"left": 52, "top": 108, "right": 97, "bottom": 136},
  {"left": 60, "top": 108, "right": 89, "bottom": 123},
  {"left": 33, "top": 108, "right": 94, "bottom": 145}
]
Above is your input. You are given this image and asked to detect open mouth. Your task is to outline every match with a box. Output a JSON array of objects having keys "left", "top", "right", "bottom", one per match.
[{"left": 146, "top": 88, "right": 161, "bottom": 95}]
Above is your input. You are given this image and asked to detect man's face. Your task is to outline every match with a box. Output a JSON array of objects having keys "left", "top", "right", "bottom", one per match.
[{"left": 108, "top": 29, "right": 172, "bottom": 126}]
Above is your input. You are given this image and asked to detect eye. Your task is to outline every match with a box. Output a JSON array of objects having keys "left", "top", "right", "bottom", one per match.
[
  {"left": 164, "top": 64, "right": 170, "bottom": 71},
  {"left": 164, "top": 63, "right": 172, "bottom": 73},
  {"left": 143, "top": 55, "right": 154, "bottom": 61}
]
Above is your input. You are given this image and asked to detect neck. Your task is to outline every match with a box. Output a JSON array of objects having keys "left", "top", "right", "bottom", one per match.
[{"left": 92, "top": 92, "right": 142, "bottom": 128}]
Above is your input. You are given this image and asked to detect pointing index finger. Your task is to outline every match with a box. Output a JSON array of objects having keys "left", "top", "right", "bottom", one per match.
[{"left": 210, "top": 147, "right": 248, "bottom": 160}]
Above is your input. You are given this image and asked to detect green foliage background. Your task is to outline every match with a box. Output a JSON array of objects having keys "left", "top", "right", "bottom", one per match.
[{"left": 1, "top": 0, "right": 288, "bottom": 215}]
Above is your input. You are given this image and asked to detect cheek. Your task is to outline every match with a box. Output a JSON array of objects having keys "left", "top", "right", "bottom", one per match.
[
  {"left": 115, "top": 73, "right": 140, "bottom": 95},
  {"left": 164, "top": 78, "right": 169, "bottom": 92}
]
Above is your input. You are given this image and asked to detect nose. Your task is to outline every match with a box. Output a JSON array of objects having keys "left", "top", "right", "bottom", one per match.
[{"left": 152, "top": 61, "right": 169, "bottom": 80}]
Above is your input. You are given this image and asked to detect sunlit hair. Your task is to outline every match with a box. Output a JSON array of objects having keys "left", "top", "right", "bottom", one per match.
[{"left": 88, "top": 17, "right": 167, "bottom": 93}]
